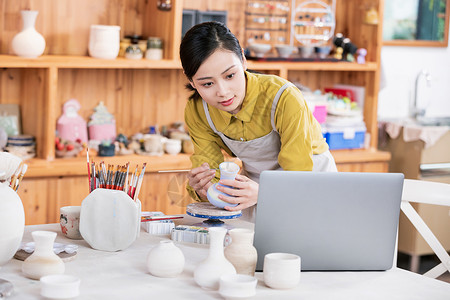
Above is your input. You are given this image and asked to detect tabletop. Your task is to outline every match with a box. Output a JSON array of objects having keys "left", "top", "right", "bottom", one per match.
[{"left": 1, "top": 216, "right": 450, "bottom": 300}]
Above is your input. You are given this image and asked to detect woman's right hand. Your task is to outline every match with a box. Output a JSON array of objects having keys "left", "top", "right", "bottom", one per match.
[{"left": 188, "top": 162, "right": 216, "bottom": 200}]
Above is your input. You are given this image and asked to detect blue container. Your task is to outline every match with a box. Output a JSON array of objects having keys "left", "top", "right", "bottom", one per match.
[{"left": 324, "top": 125, "right": 366, "bottom": 150}]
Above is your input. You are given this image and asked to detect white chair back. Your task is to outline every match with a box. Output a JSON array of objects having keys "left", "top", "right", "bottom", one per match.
[{"left": 401, "top": 179, "right": 450, "bottom": 278}]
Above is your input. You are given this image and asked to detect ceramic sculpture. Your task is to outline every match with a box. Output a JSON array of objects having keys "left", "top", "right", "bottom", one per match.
[
  {"left": 194, "top": 227, "right": 236, "bottom": 290},
  {"left": 56, "top": 99, "right": 88, "bottom": 143},
  {"left": 88, "top": 102, "right": 117, "bottom": 144},
  {"left": 22, "top": 231, "right": 65, "bottom": 280},
  {"left": 207, "top": 162, "right": 240, "bottom": 209}
]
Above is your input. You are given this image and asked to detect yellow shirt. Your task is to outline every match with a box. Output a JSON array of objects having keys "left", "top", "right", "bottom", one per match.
[{"left": 185, "top": 71, "right": 328, "bottom": 200}]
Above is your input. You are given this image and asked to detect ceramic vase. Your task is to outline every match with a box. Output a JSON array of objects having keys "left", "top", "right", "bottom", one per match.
[
  {"left": 11, "top": 10, "right": 46, "bottom": 58},
  {"left": 22, "top": 231, "right": 65, "bottom": 280},
  {"left": 224, "top": 228, "right": 258, "bottom": 276},
  {"left": 147, "top": 240, "right": 185, "bottom": 278},
  {"left": 207, "top": 162, "right": 240, "bottom": 209},
  {"left": 0, "top": 182, "right": 25, "bottom": 267},
  {"left": 194, "top": 227, "right": 236, "bottom": 290}
]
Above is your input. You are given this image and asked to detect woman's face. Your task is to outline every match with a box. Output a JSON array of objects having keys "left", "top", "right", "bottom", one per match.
[{"left": 190, "top": 49, "right": 247, "bottom": 115}]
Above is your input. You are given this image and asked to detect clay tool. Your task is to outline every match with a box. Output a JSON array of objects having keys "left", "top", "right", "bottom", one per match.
[{"left": 141, "top": 215, "right": 184, "bottom": 222}]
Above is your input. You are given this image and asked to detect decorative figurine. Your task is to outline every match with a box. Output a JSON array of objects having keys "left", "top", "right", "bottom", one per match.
[
  {"left": 357, "top": 48, "right": 367, "bottom": 64},
  {"left": 88, "top": 102, "right": 116, "bottom": 144},
  {"left": 334, "top": 47, "right": 343, "bottom": 60},
  {"left": 56, "top": 99, "right": 88, "bottom": 143}
]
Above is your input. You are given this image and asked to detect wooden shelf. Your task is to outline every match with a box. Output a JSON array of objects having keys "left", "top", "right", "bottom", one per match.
[
  {"left": 24, "top": 149, "right": 390, "bottom": 178},
  {"left": 0, "top": 55, "right": 377, "bottom": 72},
  {"left": 25, "top": 154, "right": 192, "bottom": 178}
]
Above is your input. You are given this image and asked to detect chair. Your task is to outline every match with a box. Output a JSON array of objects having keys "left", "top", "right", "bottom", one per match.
[{"left": 400, "top": 179, "right": 450, "bottom": 278}]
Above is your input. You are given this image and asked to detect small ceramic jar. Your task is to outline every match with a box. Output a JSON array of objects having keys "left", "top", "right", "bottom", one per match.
[
  {"left": 145, "top": 37, "right": 163, "bottom": 60},
  {"left": 164, "top": 139, "right": 181, "bottom": 155},
  {"left": 125, "top": 44, "right": 143, "bottom": 60},
  {"left": 147, "top": 240, "right": 185, "bottom": 277}
]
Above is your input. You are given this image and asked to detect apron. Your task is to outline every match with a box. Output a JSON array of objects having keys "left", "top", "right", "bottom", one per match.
[{"left": 202, "top": 82, "right": 337, "bottom": 222}]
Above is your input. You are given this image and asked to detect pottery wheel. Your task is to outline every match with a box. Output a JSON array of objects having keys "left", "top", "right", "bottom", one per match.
[
  {"left": 186, "top": 202, "right": 242, "bottom": 224},
  {"left": 14, "top": 250, "right": 77, "bottom": 263}
]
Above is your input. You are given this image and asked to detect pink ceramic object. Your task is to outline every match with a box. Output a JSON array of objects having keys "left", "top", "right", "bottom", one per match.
[
  {"left": 88, "top": 123, "right": 116, "bottom": 142},
  {"left": 56, "top": 99, "right": 88, "bottom": 143}
]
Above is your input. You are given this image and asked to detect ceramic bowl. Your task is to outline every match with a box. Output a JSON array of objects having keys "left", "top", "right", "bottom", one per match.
[
  {"left": 315, "top": 46, "right": 331, "bottom": 59},
  {"left": 298, "top": 46, "right": 314, "bottom": 58},
  {"left": 164, "top": 139, "right": 182, "bottom": 155},
  {"left": 219, "top": 274, "right": 257, "bottom": 300},
  {"left": 275, "top": 45, "right": 296, "bottom": 58},
  {"left": 40, "top": 274, "right": 81, "bottom": 299},
  {"left": 248, "top": 43, "right": 271, "bottom": 58},
  {"left": 263, "top": 253, "right": 301, "bottom": 289}
]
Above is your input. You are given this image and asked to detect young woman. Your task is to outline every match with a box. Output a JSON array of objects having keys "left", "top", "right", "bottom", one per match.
[{"left": 180, "top": 22, "right": 337, "bottom": 221}]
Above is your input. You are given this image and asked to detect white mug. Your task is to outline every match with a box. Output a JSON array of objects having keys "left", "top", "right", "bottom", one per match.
[
  {"left": 263, "top": 253, "right": 301, "bottom": 289},
  {"left": 60, "top": 206, "right": 82, "bottom": 240}
]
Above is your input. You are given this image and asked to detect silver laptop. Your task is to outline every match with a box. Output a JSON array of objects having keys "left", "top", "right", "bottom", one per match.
[{"left": 254, "top": 171, "right": 404, "bottom": 271}]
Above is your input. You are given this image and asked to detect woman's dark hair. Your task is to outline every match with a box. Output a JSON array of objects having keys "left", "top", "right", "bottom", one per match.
[{"left": 180, "top": 21, "right": 243, "bottom": 100}]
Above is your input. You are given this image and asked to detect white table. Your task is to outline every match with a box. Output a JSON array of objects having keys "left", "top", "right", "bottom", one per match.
[{"left": 1, "top": 217, "right": 450, "bottom": 300}]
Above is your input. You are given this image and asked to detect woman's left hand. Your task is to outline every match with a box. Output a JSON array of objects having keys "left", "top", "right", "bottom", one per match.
[{"left": 215, "top": 174, "right": 259, "bottom": 211}]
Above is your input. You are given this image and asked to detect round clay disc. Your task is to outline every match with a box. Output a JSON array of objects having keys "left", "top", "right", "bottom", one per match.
[
  {"left": 14, "top": 249, "right": 77, "bottom": 262},
  {"left": 186, "top": 202, "right": 242, "bottom": 219}
]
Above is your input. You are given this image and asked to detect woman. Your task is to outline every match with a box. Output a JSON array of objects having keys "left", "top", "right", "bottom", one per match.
[{"left": 180, "top": 22, "right": 337, "bottom": 221}]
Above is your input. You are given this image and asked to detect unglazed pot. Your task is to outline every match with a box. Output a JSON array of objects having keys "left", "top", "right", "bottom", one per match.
[
  {"left": 88, "top": 25, "right": 120, "bottom": 59},
  {"left": 0, "top": 182, "right": 25, "bottom": 267},
  {"left": 11, "top": 10, "right": 46, "bottom": 58},
  {"left": 224, "top": 228, "right": 258, "bottom": 276},
  {"left": 194, "top": 227, "right": 236, "bottom": 290},
  {"left": 22, "top": 231, "right": 65, "bottom": 280},
  {"left": 147, "top": 240, "right": 185, "bottom": 278}
]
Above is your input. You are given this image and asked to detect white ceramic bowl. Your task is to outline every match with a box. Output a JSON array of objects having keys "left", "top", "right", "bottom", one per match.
[
  {"left": 263, "top": 253, "right": 301, "bottom": 289},
  {"left": 40, "top": 274, "right": 81, "bottom": 299},
  {"left": 298, "top": 46, "right": 314, "bottom": 58},
  {"left": 248, "top": 43, "right": 271, "bottom": 58},
  {"left": 275, "top": 45, "right": 297, "bottom": 58},
  {"left": 164, "top": 139, "right": 182, "bottom": 155},
  {"left": 219, "top": 274, "right": 257, "bottom": 300}
]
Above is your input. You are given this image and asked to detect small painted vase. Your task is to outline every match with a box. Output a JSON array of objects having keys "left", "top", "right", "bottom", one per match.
[
  {"left": 224, "top": 228, "right": 258, "bottom": 276},
  {"left": 194, "top": 227, "right": 236, "bottom": 290},
  {"left": 22, "top": 231, "right": 65, "bottom": 280},
  {"left": 207, "top": 162, "right": 240, "bottom": 209}
]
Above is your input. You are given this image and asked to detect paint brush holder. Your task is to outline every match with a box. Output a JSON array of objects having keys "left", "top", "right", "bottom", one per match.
[{"left": 79, "top": 188, "right": 141, "bottom": 252}]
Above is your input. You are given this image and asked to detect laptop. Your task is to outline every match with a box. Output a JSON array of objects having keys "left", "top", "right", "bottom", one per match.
[{"left": 253, "top": 171, "right": 404, "bottom": 271}]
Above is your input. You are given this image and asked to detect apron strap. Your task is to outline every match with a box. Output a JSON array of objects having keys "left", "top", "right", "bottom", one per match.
[
  {"left": 271, "top": 82, "right": 294, "bottom": 132},
  {"left": 202, "top": 100, "right": 219, "bottom": 134}
]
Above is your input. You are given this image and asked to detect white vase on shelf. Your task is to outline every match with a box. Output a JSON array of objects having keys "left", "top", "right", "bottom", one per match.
[
  {"left": 194, "top": 227, "right": 236, "bottom": 290},
  {"left": 11, "top": 10, "right": 46, "bottom": 58},
  {"left": 147, "top": 240, "right": 185, "bottom": 278},
  {"left": 22, "top": 231, "right": 65, "bottom": 280},
  {"left": 0, "top": 182, "right": 25, "bottom": 268},
  {"left": 224, "top": 228, "right": 258, "bottom": 276}
]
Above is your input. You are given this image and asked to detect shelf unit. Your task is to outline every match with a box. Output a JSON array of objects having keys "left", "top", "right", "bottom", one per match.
[{"left": 0, "top": 0, "right": 389, "bottom": 225}]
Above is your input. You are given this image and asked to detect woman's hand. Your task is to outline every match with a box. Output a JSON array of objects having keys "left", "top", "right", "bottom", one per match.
[
  {"left": 216, "top": 174, "right": 259, "bottom": 211},
  {"left": 188, "top": 163, "right": 216, "bottom": 200}
]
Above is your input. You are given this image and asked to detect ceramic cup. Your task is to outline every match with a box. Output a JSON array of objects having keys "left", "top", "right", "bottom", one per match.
[
  {"left": 263, "top": 253, "right": 301, "bottom": 289},
  {"left": 59, "top": 206, "right": 82, "bottom": 240},
  {"left": 40, "top": 274, "right": 81, "bottom": 299}
]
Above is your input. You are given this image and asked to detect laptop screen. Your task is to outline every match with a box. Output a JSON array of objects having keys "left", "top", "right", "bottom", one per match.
[{"left": 253, "top": 171, "right": 404, "bottom": 271}]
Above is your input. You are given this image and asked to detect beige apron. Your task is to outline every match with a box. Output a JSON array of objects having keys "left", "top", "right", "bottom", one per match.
[{"left": 202, "top": 82, "right": 337, "bottom": 222}]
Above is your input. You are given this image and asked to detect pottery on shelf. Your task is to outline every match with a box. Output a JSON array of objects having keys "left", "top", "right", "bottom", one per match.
[
  {"left": 146, "top": 240, "right": 185, "bottom": 278},
  {"left": 11, "top": 10, "right": 46, "bottom": 58},
  {"left": 56, "top": 99, "right": 88, "bottom": 144},
  {"left": 207, "top": 162, "right": 240, "bottom": 209},
  {"left": 88, "top": 25, "right": 120, "bottom": 59},
  {"left": 87, "top": 102, "right": 117, "bottom": 143},
  {"left": 0, "top": 182, "right": 25, "bottom": 267},
  {"left": 224, "top": 228, "right": 258, "bottom": 276},
  {"left": 194, "top": 227, "right": 236, "bottom": 290},
  {"left": 22, "top": 231, "right": 65, "bottom": 280}
]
